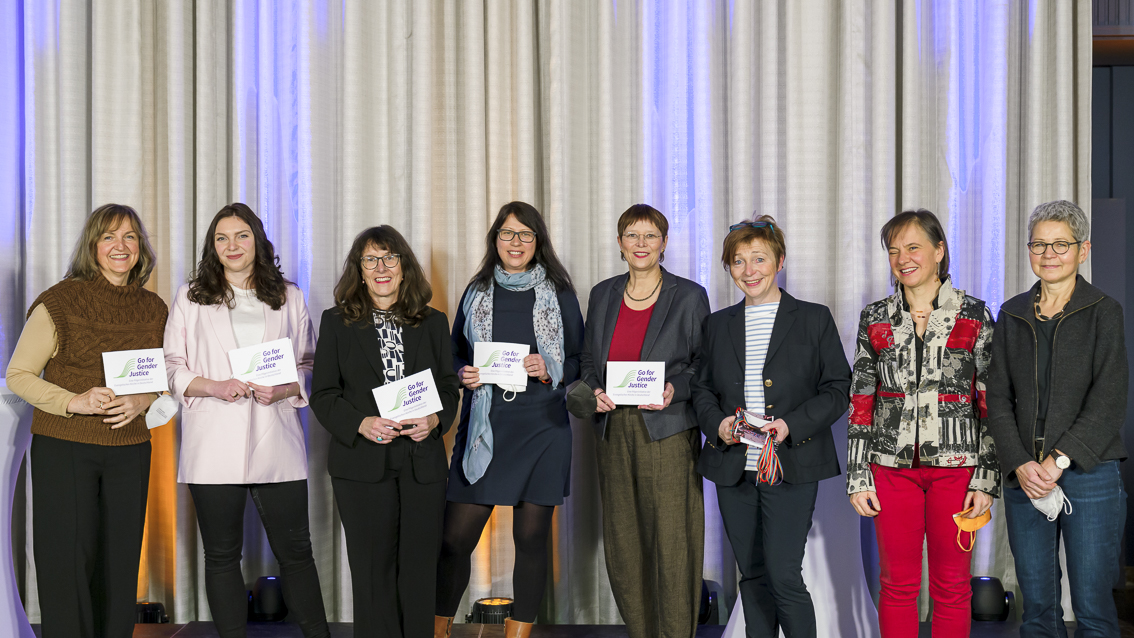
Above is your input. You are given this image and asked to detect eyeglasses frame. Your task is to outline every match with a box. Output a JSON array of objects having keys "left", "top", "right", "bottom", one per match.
[{"left": 361, "top": 254, "right": 401, "bottom": 270}]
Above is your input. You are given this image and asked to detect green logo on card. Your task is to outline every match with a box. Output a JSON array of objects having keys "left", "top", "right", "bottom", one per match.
[
  {"left": 391, "top": 386, "right": 409, "bottom": 411},
  {"left": 244, "top": 353, "right": 262, "bottom": 375},
  {"left": 115, "top": 358, "right": 137, "bottom": 378},
  {"left": 478, "top": 350, "right": 502, "bottom": 368},
  {"left": 615, "top": 370, "right": 637, "bottom": 389}
]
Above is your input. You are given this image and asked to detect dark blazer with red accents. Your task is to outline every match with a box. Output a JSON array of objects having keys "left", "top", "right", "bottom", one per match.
[
  {"left": 845, "top": 277, "right": 1000, "bottom": 497},
  {"left": 691, "top": 291, "right": 851, "bottom": 487}
]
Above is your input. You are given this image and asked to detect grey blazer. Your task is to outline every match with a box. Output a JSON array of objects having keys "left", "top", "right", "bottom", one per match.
[{"left": 580, "top": 268, "right": 711, "bottom": 441}]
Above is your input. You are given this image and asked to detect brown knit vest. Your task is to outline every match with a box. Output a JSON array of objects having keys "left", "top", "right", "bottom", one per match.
[{"left": 29, "top": 276, "right": 168, "bottom": 445}]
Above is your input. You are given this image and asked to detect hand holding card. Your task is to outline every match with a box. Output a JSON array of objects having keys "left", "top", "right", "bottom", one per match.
[
  {"left": 373, "top": 369, "right": 444, "bottom": 421},
  {"left": 227, "top": 338, "right": 300, "bottom": 386}
]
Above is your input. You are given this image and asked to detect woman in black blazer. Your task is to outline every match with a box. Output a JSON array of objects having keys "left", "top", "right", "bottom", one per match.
[
  {"left": 311, "top": 226, "right": 460, "bottom": 638},
  {"left": 691, "top": 217, "right": 850, "bottom": 638},
  {"left": 578, "top": 204, "right": 710, "bottom": 638}
]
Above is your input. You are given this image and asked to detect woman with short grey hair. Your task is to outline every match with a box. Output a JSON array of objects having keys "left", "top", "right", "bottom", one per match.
[{"left": 986, "top": 200, "right": 1128, "bottom": 636}]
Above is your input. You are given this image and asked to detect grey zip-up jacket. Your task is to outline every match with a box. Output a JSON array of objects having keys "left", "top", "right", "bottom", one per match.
[{"left": 985, "top": 275, "right": 1128, "bottom": 477}]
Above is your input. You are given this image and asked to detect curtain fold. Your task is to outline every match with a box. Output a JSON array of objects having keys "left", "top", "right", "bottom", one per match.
[{"left": 0, "top": 1, "right": 1091, "bottom": 633}]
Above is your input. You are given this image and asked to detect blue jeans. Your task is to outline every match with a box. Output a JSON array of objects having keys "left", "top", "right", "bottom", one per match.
[{"left": 1003, "top": 460, "right": 1126, "bottom": 638}]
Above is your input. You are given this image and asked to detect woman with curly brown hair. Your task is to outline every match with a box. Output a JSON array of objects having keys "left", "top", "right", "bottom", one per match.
[
  {"left": 311, "top": 225, "right": 460, "bottom": 638},
  {"left": 164, "top": 203, "right": 329, "bottom": 638}
]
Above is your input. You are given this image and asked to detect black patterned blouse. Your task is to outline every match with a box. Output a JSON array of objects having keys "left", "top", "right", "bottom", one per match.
[{"left": 372, "top": 310, "right": 405, "bottom": 383}]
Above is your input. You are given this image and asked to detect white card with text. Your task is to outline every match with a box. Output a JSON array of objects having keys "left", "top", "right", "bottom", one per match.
[
  {"left": 102, "top": 348, "right": 170, "bottom": 395},
  {"left": 605, "top": 361, "right": 665, "bottom": 405},
  {"left": 227, "top": 338, "right": 300, "bottom": 386},
  {"left": 472, "top": 342, "right": 530, "bottom": 386},
  {"left": 373, "top": 369, "right": 445, "bottom": 421}
]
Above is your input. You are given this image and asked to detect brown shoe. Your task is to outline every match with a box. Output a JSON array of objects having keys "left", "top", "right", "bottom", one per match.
[
  {"left": 434, "top": 616, "right": 453, "bottom": 638},
  {"left": 503, "top": 617, "right": 532, "bottom": 638}
]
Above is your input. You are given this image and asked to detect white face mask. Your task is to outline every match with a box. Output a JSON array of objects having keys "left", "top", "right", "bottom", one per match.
[
  {"left": 1030, "top": 485, "right": 1072, "bottom": 521},
  {"left": 146, "top": 394, "right": 178, "bottom": 429}
]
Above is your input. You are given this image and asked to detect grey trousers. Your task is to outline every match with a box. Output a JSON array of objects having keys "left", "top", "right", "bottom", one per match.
[{"left": 597, "top": 407, "right": 704, "bottom": 638}]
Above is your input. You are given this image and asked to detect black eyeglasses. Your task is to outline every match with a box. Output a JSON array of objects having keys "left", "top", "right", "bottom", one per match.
[
  {"left": 497, "top": 229, "right": 537, "bottom": 243},
  {"left": 361, "top": 254, "right": 401, "bottom": 270},
  {"left": 1026, "top": 240, "right": 1081, "bottom": 255},
  {"left": 729, "top": 220, "right": 774, "bottom": 232}
]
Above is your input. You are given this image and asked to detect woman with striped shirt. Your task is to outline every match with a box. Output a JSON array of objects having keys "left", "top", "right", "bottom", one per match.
[{"left": 692, "top": 216, "right": 851, "bottom": 637}]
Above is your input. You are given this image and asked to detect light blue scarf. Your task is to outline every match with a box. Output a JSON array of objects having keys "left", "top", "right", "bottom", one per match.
[{"left": 461, "top": 264, "right": 565, "bottom": 484}]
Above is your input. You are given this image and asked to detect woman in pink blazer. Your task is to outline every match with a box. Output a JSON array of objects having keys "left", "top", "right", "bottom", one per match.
[{"left": 164, "top": 203, "right": 329, "bottom": 638}]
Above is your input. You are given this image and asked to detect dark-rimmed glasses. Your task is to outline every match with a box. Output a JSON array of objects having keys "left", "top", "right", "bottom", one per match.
[
  {"left": 1026, "top": 240, "right": 1081, "bottom": 255},
  {"left": 361, "top": 254, "right": 401, "bottom": 270},
  {"left": 729, "top": 220, "right": 774, "bottom": 232},
  {"left": 497, "top": 229, "right": 537, "bottom": 243}
]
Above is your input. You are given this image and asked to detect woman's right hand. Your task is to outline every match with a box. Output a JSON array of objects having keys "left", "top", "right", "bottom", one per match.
[
  {"left": 359, "top": 416, "right": 402, "bottom": 444},
  {"left": 1015, "top": 461, "right": 1057, "bottom": 499},
  {"left": 207, "top": 379, "right": 252, "bottom": 402},
  {"left": 850, "top": 491, "right": 882, "bottom": 517},
  {"left": 718, "top": 416, "right": 737, "bottom": 445},
  {"left": 67, "top": 387, "right": 116, "bottom": 415},
  {"left": 459, "top": 365, "right": 482, "bottom": 389},
  {"left": 593, "top": 387, "right": 616, "bottom": 413}
]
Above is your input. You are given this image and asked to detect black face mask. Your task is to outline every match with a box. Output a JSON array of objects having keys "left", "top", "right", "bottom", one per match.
[{"left": 565, "top": 381, "right": 598, "bottom": 420}]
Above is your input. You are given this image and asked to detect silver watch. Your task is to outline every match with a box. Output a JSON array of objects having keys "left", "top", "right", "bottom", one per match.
[{"left": 1052, "top": 451, "right": 1071, "bottom": 470}]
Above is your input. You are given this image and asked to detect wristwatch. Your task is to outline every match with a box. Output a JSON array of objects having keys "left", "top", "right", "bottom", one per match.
[{"left": 1051, "top": 450, "right": 1072, "bottom": 470}]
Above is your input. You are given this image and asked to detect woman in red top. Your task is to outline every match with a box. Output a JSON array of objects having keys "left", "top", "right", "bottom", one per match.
[{"left": 578, "top": 204, "right": 710, "bottom": 638}]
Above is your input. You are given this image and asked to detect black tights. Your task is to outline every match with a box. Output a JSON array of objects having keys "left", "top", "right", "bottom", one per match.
[{"left": 435, "top": 501, "right": 555, "bottom": 622}]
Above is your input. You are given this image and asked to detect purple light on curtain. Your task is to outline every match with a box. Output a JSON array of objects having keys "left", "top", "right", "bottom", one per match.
[
  {"left": 640, "top": 0, "right": 717, "bottom": 293},
  {"left": 0, "top": 0, "right": 25, "bottom": 366},
  {"left": 232, "top": 0, "right": 311, "bottom": 296},
  {"left": 939, "top": 0, "right": 1007, "bottom": 317}
]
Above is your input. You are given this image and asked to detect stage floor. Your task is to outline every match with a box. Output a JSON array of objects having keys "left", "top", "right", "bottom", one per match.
[{"left": 30, "top": 620, "right": 1118, "bottom": 637}]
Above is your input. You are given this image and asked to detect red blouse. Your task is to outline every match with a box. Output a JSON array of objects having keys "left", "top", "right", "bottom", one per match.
[{"left": 608, "top": 300, "right": 655, "bottom": 362}]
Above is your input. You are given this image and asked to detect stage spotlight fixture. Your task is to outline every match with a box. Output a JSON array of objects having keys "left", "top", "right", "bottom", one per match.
[
  {"left": 136, "top": 601, "right": 169, "bottom": 623},
  {"left": 699, "top": 580, "right": 720, "bottom": 625},
  {"left": 971, "top": 576, "right": 1014, "bottom": 621},
  {"left": 465, "top": 597, "right": 514, "bottom": 624},
  {"left": 249, "top": 576, "right": 289, "bottom": 622}
]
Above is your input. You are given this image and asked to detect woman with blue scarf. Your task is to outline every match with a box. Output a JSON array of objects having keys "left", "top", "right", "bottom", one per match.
[{"left": 434, "top": 201, "right": 584, "bottom": 638}]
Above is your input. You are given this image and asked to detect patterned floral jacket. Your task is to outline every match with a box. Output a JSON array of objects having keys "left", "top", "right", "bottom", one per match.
[{"left": 846, "top": 278, "right": 1000, "bottom": 496}]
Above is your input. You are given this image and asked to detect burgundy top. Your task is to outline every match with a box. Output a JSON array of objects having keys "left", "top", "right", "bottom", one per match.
[{"left": 608, "top": 300, "right": 655, "bottom": 362}]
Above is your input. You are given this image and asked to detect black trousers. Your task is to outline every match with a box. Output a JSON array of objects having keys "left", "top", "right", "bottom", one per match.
[
  {"left": 188, "top": 480, "right": 329, "bottom": 638},
  {"left": 333, "top": 439, "right": 446, "bottom": 638},
  {"left": 31, "top": 434, "right": 151, "bottom": 638},
  {"left": 716, "top": 473, "right": 819, "bottom": 638}
]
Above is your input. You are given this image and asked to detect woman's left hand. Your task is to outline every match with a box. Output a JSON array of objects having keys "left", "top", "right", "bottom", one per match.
[
  {"left": 524, "top": 354, "right": 549, "bottom": 382},
  {"left": 103, "top": 393, "right": 156, "bottom": 428},
  {"left": 1039, "top": 455, "right": 1065, "bottom": 484},
  {"left": 398, "top": 414, "right": 440, "bottom": 442},
  {"left": 247, "top": 382, "right": 296, "bottom": 406},
  {"left": 760, "top": 418, "right": 789, "bottom": 444},
  {"left": 962, "top": 490, "right": 993, "bottom": 518},
  {"left": 639, "top": 382, "right": 674, "bottom": 411}
]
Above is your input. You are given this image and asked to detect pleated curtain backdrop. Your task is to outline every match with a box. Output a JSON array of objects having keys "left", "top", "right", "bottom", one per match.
[{"left": 0, "top": 1, "right": 1090, "bottom": 633}]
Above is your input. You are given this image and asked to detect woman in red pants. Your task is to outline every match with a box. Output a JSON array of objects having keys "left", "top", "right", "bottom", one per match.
[{"left": 846, "top": 209, "right": 999, "bottom": 637}]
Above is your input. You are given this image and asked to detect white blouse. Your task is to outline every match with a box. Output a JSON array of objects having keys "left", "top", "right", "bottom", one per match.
[{"left": 229, "top": 286, "right": 266, "bottom": 349}]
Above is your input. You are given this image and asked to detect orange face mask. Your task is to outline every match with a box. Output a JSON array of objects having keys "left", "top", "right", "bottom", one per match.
[{"left": 953, "top": 507, "right": 992, "bottom": 552}]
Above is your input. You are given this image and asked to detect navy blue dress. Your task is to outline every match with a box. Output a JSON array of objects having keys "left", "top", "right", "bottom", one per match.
[{"left": 447, "top": 282, "right": 584, "bottom": 506}]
